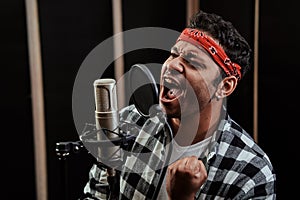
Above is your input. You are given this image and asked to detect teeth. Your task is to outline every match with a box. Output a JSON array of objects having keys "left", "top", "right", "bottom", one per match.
[
  {"left": 162, "top": 77, "right": 182, "bottom": 100},
  {"left": 164, "top": 77, "right": 178, "bottom": 88},
  {"left": 165, "top": 78, "right": 172, "bottom": 84}
]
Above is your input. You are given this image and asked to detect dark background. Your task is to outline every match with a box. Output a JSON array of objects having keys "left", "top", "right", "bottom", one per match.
[{"left": 2, "top": 0, "right": 298, "bottom": 199}]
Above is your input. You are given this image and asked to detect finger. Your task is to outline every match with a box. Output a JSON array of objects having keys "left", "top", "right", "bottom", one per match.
[
  {"left": 167, "top": 157, "right": 185, "bottom": 175},
  {"left": 194, "top": 160, "right": 207, "bottom": 178},
  {"left": 185, "top": 156, "right": 201, "bottom": 174},
  {"left": 169, "top": 156, "right": 188, "bottom": 168}
]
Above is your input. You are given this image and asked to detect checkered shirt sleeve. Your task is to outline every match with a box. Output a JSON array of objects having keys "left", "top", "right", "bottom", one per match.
[
  {"left": 119, "top": 114, "right": 167, "bottom": 200},
  {"left": 196, "top": 117, "right": 276, "bottom": 199}
]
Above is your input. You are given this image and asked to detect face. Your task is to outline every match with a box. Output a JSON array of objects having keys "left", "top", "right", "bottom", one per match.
[{"left": 159, "top": 40, "right": 222, "bottom": 118}]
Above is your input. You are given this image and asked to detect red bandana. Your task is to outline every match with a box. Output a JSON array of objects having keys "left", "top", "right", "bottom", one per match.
[{"left": 177, "top": 28, "right": 242, "bottom": 80}]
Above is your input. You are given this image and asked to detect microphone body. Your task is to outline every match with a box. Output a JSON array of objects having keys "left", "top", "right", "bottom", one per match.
[{"left": 94, "top": 78, "right": 121, "bottom": 174}]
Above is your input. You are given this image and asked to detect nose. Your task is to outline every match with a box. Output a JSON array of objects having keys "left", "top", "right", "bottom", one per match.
[{"left": 166, "top": 57, "right": 184, "bottom": 74}]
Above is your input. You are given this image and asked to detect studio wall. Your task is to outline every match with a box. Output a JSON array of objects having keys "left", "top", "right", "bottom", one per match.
[{"left": 2, "top": 0, "right": 297, "bottom": 199}]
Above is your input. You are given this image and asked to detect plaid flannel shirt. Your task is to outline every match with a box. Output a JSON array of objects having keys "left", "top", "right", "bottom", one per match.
[{"left": 81, "top": 105, "right": 276, "bottom": 200}]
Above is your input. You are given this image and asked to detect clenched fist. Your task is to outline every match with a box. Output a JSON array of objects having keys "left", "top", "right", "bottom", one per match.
[{"left": 166, "top": 156, "right": 207, "bottom": 200}]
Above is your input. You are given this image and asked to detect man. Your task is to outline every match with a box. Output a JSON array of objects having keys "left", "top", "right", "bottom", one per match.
[{"left": 81, "top": 10, "right": 276, "bottom": 200}]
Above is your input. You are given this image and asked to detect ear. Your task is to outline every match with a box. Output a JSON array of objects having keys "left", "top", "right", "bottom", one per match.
[{"left": 215, "top": 76, "right": 238, "bottom": 99}]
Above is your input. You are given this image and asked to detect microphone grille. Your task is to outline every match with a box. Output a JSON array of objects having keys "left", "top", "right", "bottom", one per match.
[{"left": 93, "top": 79, "right": 117, "bottom": 112}]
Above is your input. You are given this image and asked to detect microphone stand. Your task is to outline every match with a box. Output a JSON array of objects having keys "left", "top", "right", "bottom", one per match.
[
  {"left": 55, "top": 141, "right": 85, "bottom": 200},
  {"left": 106, "top": 168, "right": 119, "bottom": 200},
  {"left": 80, "top": 123, "right": 137, "bottom": 200}
]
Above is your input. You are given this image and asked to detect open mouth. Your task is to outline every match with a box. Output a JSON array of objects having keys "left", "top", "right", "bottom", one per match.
[{"left": 160, "top": 76, "right": 184, "bottom": 102}]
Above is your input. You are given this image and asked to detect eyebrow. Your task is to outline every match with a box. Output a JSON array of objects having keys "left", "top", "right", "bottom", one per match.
[
  {"left": 171, "top": 45, "right": 209, "bottom": 58},
  {"left": 170, "top": 46, "right": 196, "bottom": 58}
]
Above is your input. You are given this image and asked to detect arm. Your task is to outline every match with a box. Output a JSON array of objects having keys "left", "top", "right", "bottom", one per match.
[
  {"left": 80, "top": 164, "right": 109, "bottom": 200},
  {"left": 240, "top": 172, "right": 276, "bottom": 200}
]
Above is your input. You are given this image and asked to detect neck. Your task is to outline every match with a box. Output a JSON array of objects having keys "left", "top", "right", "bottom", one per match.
[{"left": 169, "top": 100, "right": 223, "bottom": 146}]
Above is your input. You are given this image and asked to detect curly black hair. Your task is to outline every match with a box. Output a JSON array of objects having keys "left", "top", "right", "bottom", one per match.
[{"left": 188, "top": 10, "right": 252, "bottom": 78}]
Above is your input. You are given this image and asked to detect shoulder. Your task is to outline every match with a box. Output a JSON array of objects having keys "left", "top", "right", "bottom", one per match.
[
  {"left": 225, "top": 119, "right": 274, "bottom": 171},
  {"left": 203, "top": 118, "right": 276, "bottom": 198},
  {"left": 209, "top": 117, "right": 276, "bottom": 194},
  {"left": 218, "top": 118, "right": 274, "bottom": 172}
]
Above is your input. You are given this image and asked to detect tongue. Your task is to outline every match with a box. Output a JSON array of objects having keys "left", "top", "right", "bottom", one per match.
[{"left": 167, "top": 88, "right": 181, "bottom": 99}]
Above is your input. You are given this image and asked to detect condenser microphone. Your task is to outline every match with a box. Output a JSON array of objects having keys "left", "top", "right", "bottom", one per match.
[{"left": 94, "top": 78, "right": 121, "bottom": 175}]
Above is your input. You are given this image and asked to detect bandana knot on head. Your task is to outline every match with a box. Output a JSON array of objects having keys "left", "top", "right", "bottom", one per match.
[{"left": 177, "top": 28, "right": 242, "bottom": 80}]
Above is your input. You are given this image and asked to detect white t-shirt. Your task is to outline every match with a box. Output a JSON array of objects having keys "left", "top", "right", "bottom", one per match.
[{"left": 157, "top": 136, "right": 212, "bottom": 199}]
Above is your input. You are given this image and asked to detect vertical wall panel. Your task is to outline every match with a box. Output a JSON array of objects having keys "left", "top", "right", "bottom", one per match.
[
  {"left": 186, "top": 0, "right": 200, "bottom": 25},
  {"left": 25, "top": 0, "right": 48, "bottom": 199},
  {"left": 253, "top": 0, "right": 260, "bottom": 142}
]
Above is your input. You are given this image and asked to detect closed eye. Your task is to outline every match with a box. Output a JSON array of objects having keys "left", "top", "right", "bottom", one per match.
[
  {"left": 182, "top": 53, "right": 206, "bottom": 69},
  {"left": 170, "top": 52, "right": 178, "bottom": 58}
]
